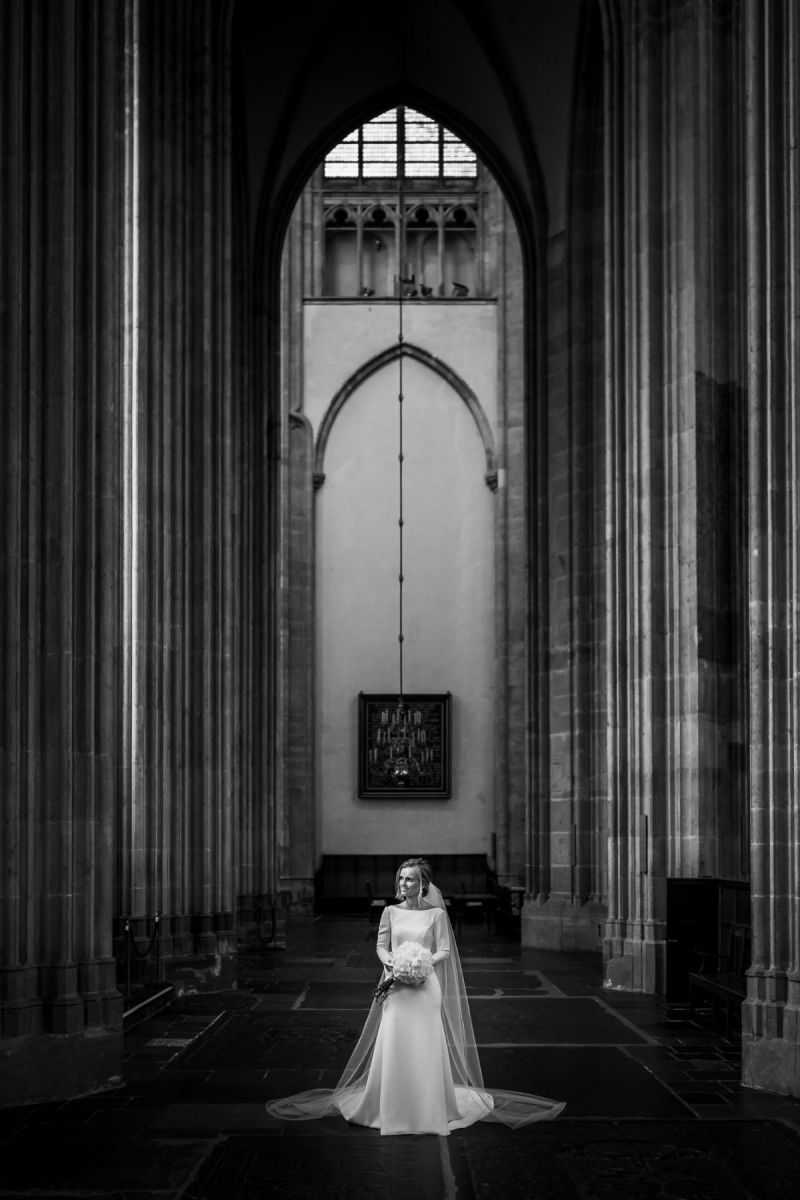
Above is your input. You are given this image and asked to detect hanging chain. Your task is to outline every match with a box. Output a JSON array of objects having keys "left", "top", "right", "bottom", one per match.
[{"left": 397, "top": 173, "right": 406, "bottom": 703}]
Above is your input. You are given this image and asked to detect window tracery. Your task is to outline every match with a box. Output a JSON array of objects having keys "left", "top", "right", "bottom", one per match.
[{"left": 324, "top": 107, "right": 476, "bottom": 182}]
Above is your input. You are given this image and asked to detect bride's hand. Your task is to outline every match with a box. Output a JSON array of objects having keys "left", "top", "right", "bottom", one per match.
[{"left": 392, "top": 971, "right": 425, "bottom": 986}]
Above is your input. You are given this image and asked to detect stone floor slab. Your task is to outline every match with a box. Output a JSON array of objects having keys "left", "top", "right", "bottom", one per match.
[
  {"left": 184, "top": 1131, "right": 450, "bottom": 1200},
  {"left": 150, "top": 1102, "right": 271, "bottom": 1131},
  {"left": 1, "top": 1126, "right": 211, "bottom": 1194},
  {"left": 297, "top": 981, "right": 378, "bottom": 1008},
  {"left": 176, "top": 1011, "right": 362, "bottom": 1071},
  {"left": 458, "top": 1119, "right": 800, "bottom": 1200},
  {"left": 470, "top": 996, "right": 648, "bottom": 1044},
  {"left": 478, "top": 1046, "right": 688, "bottom": 1118}
]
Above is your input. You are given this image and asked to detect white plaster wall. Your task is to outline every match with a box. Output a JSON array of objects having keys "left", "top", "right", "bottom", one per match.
[
  {"left": 303, "top": 301, "right": 498, "bottom": 432},
  {"left": 309, "top": 303, "right": 496, "bottom": 855}
]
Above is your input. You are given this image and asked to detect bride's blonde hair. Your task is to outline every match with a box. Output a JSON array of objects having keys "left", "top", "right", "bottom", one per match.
[{"left": 395, "top": 857, "right": 433, "bottom": 900}]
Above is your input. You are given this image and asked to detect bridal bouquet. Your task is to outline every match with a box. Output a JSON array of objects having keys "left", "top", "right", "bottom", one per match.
[{"left": 373, "top": 942, "right": 434, "bottom": 1004}]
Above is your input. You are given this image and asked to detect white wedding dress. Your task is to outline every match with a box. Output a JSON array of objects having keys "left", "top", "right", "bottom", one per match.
[
  {"left": 265, "top": 886, "right": 565, "bottom": 1136},
  {"left": 337, "top": 904, "right": 493, "bottom": 1134}
]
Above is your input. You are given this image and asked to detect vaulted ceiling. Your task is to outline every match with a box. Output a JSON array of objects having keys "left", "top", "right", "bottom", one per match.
[{"left": 231, "top": 0, "right": 582, "bottom": 251}]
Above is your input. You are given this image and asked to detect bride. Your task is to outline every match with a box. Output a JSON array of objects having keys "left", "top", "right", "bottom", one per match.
[{"left": 265, "top": 857, "right": 566, "bottom": 1135}]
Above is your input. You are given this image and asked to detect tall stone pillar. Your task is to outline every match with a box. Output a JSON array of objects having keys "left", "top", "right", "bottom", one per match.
[
  {"left": 601, "top": 0, "right": 746, "bottom": 993},
  {"left": 742, "top": 0, "right": 800, "bottom": 1099},
  {"left": 118, "top": 0, "right": 249, "bottom": 989},
  {"left": 524, "top": 1, "right": 748, "bottom": 977},
  {"left": 523, "top": 2, "right": 610, "bottom": 952},
  {"left": 486, "top": 184, "right": 528, "bottom": 891},
  {"left": 274, "top": 195, "right": 318, "bottom": 917},
  {"left": 0, "top": 0, "right": 125, "bottom": 1103}
]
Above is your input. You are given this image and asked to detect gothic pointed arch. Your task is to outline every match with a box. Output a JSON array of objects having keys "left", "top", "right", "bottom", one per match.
[{"left": 312, "top": 342, "right": 499, "bottom": 492}]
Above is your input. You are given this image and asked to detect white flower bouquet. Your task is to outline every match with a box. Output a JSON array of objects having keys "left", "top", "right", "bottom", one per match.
[
  {"left": 373, "top": 941, "right": 434, "bottom": 1004},
  {"left": 391, "top": 941, "right": 434, "bottom": 985}
]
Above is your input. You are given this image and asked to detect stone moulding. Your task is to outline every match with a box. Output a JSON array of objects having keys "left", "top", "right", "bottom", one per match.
[{"left": 313, "top": 341, "right": 498, "bottom": 488}]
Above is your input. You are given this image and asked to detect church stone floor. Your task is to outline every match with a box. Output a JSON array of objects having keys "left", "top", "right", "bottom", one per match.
[{"left": 2, "top": 915, "right": 800, "bottom": 1199}]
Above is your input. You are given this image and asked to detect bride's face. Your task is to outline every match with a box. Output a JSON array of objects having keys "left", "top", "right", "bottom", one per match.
[{"left": 398, "top": 868, "right": 422, "bottom": 900}]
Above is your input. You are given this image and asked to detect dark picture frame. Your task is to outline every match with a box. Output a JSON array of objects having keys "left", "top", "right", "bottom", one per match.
[{"left": 357, "top": 692, "right": 452, "bottom": 799}]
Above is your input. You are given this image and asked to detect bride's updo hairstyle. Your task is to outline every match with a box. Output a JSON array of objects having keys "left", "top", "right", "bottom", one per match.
[{"left": 395, "top": 857, "right": 433, "bottom": 900}]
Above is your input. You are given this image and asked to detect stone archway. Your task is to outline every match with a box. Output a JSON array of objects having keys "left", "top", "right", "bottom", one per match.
[
  {"left": 236, "top": 9, "right": 562, "bottom": 929},
  {"left": 314, "top": 342, "right": 499, "bottom": 489}
]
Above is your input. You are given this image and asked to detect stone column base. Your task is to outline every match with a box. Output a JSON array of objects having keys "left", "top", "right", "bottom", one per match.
[
  {"left": 161, "top": 928, "right": 238, "bottom": 995},
  {"left": 165, "top": 948, "right": 238, "bottom": 995},
  {"left": 742, "top": 972, "right": 800, "bottom": 1098},
  {"left": 280, "top": 877, "right": 316, "bottom": 914},
  {"left": 0, "top": 1028, "right": 122, "bottom": 1108},
  {"left": 521, "top": 895, "right": 607, "bottom": 952},
  {"left": 602, "top": 923, "right": 667, "bottom": 994},
  {"left": 742, "top": 1027, "right": 800, "bottom": 1098},
  {"left": 237, "top": 881, "right": 315, "bottom": 951}
]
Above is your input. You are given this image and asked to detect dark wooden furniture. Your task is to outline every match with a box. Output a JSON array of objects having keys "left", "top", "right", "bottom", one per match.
[
  {"left": 688, "top": 919, "right": 751, "bottom": 1038},
  {"left": 666, "top": 878, "right": 719, "bottom": 1004},
  {"left": 666, "top": 879, "right": 750, "bottom": 1002},
  {"left": 458, "top": 884, "right": 497, "bottom": 930},
  {"left": 666, "top": 877, "right": 750, "bottom": 1036},
  {"left": 314, "top": 853, "right": 496, "bottom": 916},
  {"left": 365, "top": 879, "right": 387, "bottom": 923}
]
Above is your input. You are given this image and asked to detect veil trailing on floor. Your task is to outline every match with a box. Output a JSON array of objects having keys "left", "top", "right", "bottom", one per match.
[{"left": 265, "top": 881, "right": 565, "bottom": 1129}]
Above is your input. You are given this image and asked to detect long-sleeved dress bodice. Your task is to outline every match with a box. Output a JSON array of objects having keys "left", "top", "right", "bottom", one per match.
[{"left": 376, "top": 903, "right": 449, "bottom": 962}]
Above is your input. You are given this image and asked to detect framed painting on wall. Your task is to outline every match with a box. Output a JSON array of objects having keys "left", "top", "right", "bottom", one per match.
[{"left": 357, "top": 692, "right": 452, "bottom": 799}]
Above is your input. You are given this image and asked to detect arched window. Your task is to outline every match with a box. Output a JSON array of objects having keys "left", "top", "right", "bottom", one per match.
[
  {"left": 318, "top": 109, "right": 482, "bottom": 298},
  {"left": 325, "top": 107, "right": 476, "bottom": 182}
]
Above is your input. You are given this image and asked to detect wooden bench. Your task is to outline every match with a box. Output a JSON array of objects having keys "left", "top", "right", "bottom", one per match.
[
  {"left": 688, "top": 920, "right": 750, "bottom": 1038},
  {"left": 314, "top": 853, "right": 495, "bottom": 916}
]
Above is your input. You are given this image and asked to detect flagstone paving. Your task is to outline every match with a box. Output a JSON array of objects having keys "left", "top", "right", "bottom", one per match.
[{"left": 1, "top": 914, "right": 800, "bottom": 1198}]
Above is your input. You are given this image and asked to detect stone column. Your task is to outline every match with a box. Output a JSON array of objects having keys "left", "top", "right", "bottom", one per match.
[
  {"left": 279, "top": 193, "right": 317, "bottom": 912},
  {"left": 523, "top": 2, "right": 610, "bottom": 952},
  {"left": 269, "top": 189, "right": 319, "bottom": 921},
  {"left": 118, "top": 0, "right": 247, "bottom": 990},
  {"left": 524, "top": 1, "right": 748, "bottom": 975},
  {"left": 742, "top": 0, "right": 800, "bottom": 1099},
  {"left": 602, "top": 0, "right": 746, "bottom": 993},
  {"left": 0, "top": 0, "right": 125, "bottom": 1104},
  {"left": 485, "top": 176, "right": 528, "bottom": 890}
]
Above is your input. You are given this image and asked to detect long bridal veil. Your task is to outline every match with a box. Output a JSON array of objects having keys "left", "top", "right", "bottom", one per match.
[{"left": 265, "top": 882, "right": 565, "bottom": 1129}]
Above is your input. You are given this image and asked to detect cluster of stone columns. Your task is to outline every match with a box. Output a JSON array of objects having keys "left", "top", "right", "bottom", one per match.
[
  {"left": 599, "top": 0, "right": 747, "bottom": 993},
  {"left": 526, "top": 0, "right": 748, "bottom": 969},
  {"left": 741, "top": 0, "right": 800, "bottom": 1100},
  {"left": 0, "top": 0, "right": 268, "bottom": 1105},
  {"left": 119, "top": 0, "right": 268, "bottom": 985},
  {"left": 524, "top": 0, "right": 609, "bottom": 954},
  {"left": 522, "top": 0, "right": 800, "bottom": 1098},
  {"left": 0, "top": 0, "right": 126, "bottom": 1104}
]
